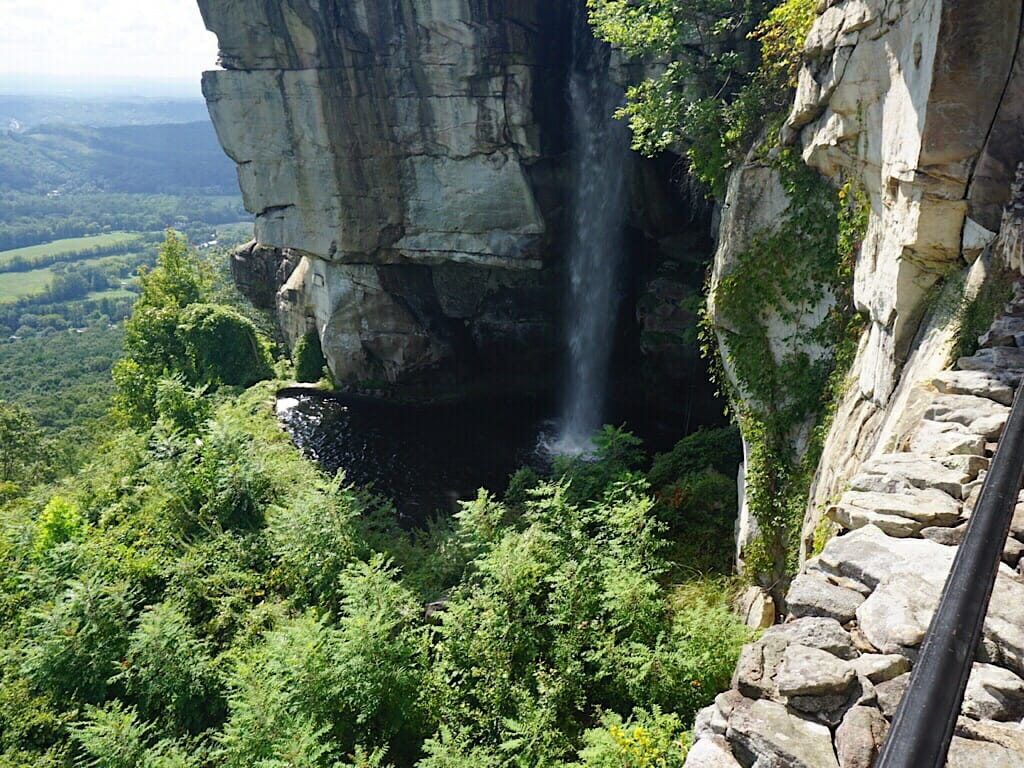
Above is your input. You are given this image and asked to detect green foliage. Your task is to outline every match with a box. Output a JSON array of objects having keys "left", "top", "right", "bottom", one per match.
[
  {"left": 574, "top": 707, "right": 689, "bottom": 768},
  {"left": 552, "top": 425, "right": 647, "bottom": 505},
  {"left": 0, "top": 400, "right": 52, "bottom": 490},
  {"left": 112, "top": 603, "right": 224, "bottom": 736},
  {"left": 72, "top": 702, "right": 194, "bottom": 768},
  {"left": 294, "top": 330, "right": 327, "bottom": 383},
  {"left": 951, "top": 263, "right": 1017, "bottom": 361},
  {"left": 704, "top": 155, "right": 868, "bottom": 587},
  {"left": 588, "top": 0, "right": 817, "bottom": 196},
  {"left": 116, "top": 231, "right": 272, "bottom": 424},
  {"left": 647, "top": 426, "right": 742, "bottom": 489},
  {"left": 32, "top": 495, "right": 85, "bottom": 558},
  {"left": 21, "top": 574, "right": 135, "bottom": 705},
  {"left": 0, "top": 379, "right": 752, "bottom": 766}
]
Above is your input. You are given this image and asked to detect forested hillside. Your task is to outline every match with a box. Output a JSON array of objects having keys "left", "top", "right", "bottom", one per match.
[{"left": 0, "top": 233, "right": 750, "bottom": 767}]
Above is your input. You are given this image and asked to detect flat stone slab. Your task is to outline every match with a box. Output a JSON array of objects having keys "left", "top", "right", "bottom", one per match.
[
  {"left": 946, "top": 736, "right": 1024, "bottom": 767},
  {"left": 963, "top": 663, "right": 1024, "bottom": 721},
  {"left": 836, "top": 706, "right": 888, "bottom": 768},
  {"left": 776, "top": 644, "right": 856, "bottom": 698},
  {"left": 684, "top": 735, "right": 743, "bottom": 768},
  {"left": 727, "top": 698, "right": 840, "bottom": 768},
  {"left": 859, "top": 453, "right": 970, "bottom": 498},
  {"left": 932, "top": 370, "right": 1015, "bottom": 406},
  {"left": 816, "top": 526, "right": 1024, "bottom": 674},
  {"left": 924, "top": 394, "right": 1009, "bottom": 439},
  {"left": 955, "top": 717, "right": 1024, "bottom": 753},
  {"left": 908, "top": 420, "right": 986, "bottom": 458},
  {"left": 786, "top": 572, "right": 865, "bottom": 623},
  {"left": 849, "top": 653, "right": 911, "bottom": 684},
  {"left": 829, "top": 489, "right": 961, "bottom": 537}
]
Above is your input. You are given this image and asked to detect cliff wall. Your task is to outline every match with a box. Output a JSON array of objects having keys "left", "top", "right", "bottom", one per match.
[
  {"left": 709, "top": 0, "right": 1024, "bottom": 565},
  {"left": 199, "top": 0, "right": 711, "bottom": 403}
]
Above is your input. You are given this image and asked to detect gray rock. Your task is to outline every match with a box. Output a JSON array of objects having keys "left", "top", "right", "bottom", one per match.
[
  {"left": 828, "top": 502, "right": 927, "bottom": 538},
  {"left": 979, "top": 317, "right": 1024, "bottom": 349},
  {"left": 874, "top": 672, "right": 910, "bottom": 719},
  {"left": 727, "top": 698, "right": 840, "bottom": 768},
  {"left": 776, "top": 645, "right": 856, "bottom": 698},
  {"left": 838, "top": 489, "right": 961, "bottom": 526},
  {"left": 945, "top": 736, "right": 1024, "bottom": 767},
  {"left": 924, "top": 394, "right": 1010, "bottom": 440},
  {"left": 908, "top": 420, "right": 987, "bottom": 458},
  {"left": 817, "top": 527, "right": 1024, "bottom": 675},
  {"left": 857, "top": 573, "right": 940, "bottom": 653},
  {"left": 955, "top": 716, "right": 1024, "bottom": 753},
  {"left": 693, "top": 702, "right": 729, "bottom": 741},
  {"left": 1004, "top": 537, "right": 1024, "bottom": 567},
  {"left": 736, "top": 585, "right": 776, "bottom": 630},
  {"left": 932, "top": 370, "right": 1015, "bottom": 406},
  {"left": 683, "top": 736, "right": 743, "bottom": 768},
  {"left": 859, "top": 453, "right": 970, "bottom": 498},
  {"left": 786, "top": 573, "right": 866, "bottom": 623},
  {"left": 1011, "top": 502, "right": 1024, "bottom": 541},
  {"left": 940, "top": 454, "right": 989, "bottom": 481},
  {"left": 962, "top": 663, "right": 1024, "bottom": 721},
  {"left": 771, "top": 617, "right": 858, "bottom": 660},
  {"left": 849, "top": 653, "right": 912, "bottom": 684},
  {"left": 734, "top": 632, "right": 789, "bottom": 699},
  {"left": 835, "top": 706, "right": 888, "bottom": 768},
  {"left": 920, "top": 525, "right": 966, "bottom": 546}
]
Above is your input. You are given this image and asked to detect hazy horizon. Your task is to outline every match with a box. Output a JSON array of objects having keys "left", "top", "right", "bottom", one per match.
[{"left": 0, "top": 1, "right": 218, "bottom": 99}]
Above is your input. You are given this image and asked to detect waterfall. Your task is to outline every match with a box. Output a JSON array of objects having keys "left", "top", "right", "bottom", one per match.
[{"left": 549, "top": 13, "right": 631, "bottom": 456}]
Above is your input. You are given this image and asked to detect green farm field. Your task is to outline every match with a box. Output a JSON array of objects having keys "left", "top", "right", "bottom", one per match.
[
  {"left": 0, "top": 265, "right": 56, "bottom": 302},
  {"left": 0, "top": 231, "right": 141, "bottom": 266}
]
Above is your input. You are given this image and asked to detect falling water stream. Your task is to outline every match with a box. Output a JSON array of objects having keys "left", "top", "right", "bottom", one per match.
[{"left": 548, "top": 13, "right": 631, "bottom": 456}]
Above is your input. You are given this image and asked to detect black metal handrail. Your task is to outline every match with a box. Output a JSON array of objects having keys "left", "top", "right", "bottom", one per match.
[{"left": 876, "top": 382, "right": 1024, "bottom": 767}]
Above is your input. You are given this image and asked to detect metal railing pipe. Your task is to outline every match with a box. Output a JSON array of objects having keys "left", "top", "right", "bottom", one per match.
[{"left": 876, "top": 382, "right": 1024, "bottom": 768}]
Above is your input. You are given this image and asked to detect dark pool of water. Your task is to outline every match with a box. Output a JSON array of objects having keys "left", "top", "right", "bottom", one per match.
[{"left": 277, "top": 389, "right": 715, "bottom": 525}]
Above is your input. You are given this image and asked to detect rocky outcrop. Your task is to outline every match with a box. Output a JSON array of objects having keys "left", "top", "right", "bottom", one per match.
[
  {"left": 686, "top": 281, "right": 1024, "bottom": 765},
  {"left": 792, "top": 0, "right": 1024, "bottom": 553},
  {"left": 708, "top": 0, "right": 1024, "bottom": 562},
  {"left": 199, "top": 0, "right": 712, "bottom": 401}
]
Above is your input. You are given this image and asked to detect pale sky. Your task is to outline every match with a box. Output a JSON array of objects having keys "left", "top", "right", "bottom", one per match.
[{"left": 0, "top": 0, "right": 219, "bottom": 91}]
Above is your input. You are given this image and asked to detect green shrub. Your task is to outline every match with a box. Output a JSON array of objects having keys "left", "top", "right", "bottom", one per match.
[
  {"left": 647, "top": 427, "right": 742, "bottom": 490},
  {"left": 179, "top": 303, "right": 273, "bottom": 387},
  {"left": 21, "top": 575, "right": 135, "bottom": 705},
  {"left": 293, "top": 330, "right": 327, "bottom": 384},
  {"left": 32, "top": 495, "right": 86, "bottom": 559},
  {"left": 112, "top": 603, "right": 225, "bottom": 736},
  {"left": 575, "top": 707, "right": 690, "bottom": 768}
]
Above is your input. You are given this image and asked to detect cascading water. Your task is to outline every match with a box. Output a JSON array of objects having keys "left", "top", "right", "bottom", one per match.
[{"left": 548, "top": 12, "right": 631, "bottom": 456}]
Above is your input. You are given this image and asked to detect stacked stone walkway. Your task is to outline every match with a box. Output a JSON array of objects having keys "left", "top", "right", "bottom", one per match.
[{"left": 686, "top": 284, "right": 1024, "bottom": 768}]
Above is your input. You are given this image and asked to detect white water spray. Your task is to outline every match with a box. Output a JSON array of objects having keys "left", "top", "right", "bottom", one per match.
[{"left": 548, "top": 17, "right": 630, "bottom": 456}]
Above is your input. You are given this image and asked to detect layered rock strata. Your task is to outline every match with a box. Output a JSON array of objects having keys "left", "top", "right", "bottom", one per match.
[
  {"left": 199, "top": 1, "right": 710, "bottom": 400},
  {"left": 686, "top": 285, "right": 1024, "bottom": 765}
]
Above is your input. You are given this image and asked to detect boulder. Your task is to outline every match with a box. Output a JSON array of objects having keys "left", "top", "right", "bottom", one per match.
[
  {"left": 945, "top": 736, "right": 1024, "bottom": 767},
  {"left": 875, "top": 673, "right": 910, "bottom": 719},
  {"left": 727, "top": 698, "right": 840, "bottom": 768},
  {"left": 828, "top": 489, "right": 961, "bottom": 538},
  {"left": 684, "top": 735, "right": 743, "bottom": 768},
  {"left": 775, "top": 645, "right": 856, "bottom": 698},
  {"left": 932, "top": 370, "right": 1015, "bottom": 407},
  {"left": 835, "top": 706, "right": 889, "bottom": 768},
  {"left": 955, "top": 717, "right": 1024, "bottom": 753},
  {"left": 908, "top": 420, "right": 986, "bottom": 458},
  {"left": 849, "top": 653, "right": 912, "bottom": 684},
  {"left": 786, "top": 573, "right": 866, "bottom": 623},
  {"left": 962, "top": 663, "right": 1024, "bottom": 721},
  {"left": 924, "top": 394, "right": 1010, "bottom": 440},
  {"left": 857, "top": 453, "right": 970, "bottom": 498}
]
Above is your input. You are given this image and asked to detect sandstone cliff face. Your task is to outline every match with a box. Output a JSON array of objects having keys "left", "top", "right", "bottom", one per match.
[
  {"left": 711, "top": 0, "right": 1024, "bottom": 561},
  {"left": 199, "top": 0, "right": 710, "bottom": 401}
]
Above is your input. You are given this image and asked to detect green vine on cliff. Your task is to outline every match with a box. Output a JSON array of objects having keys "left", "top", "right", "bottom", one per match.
[{"left": 702, "top": 149, "right": 868, "bottom": 589}]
